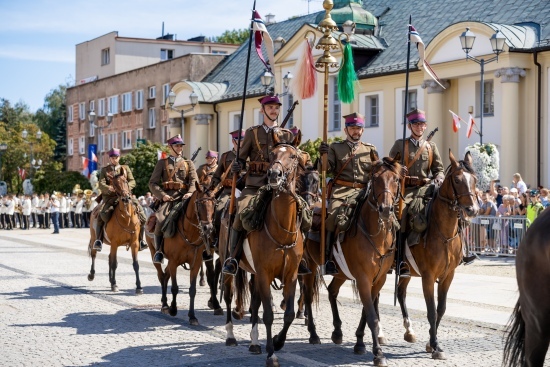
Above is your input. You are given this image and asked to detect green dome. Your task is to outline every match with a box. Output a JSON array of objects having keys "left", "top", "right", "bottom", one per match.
[{"left": 316, "top": 0, "right": 377, "bottom": 33}]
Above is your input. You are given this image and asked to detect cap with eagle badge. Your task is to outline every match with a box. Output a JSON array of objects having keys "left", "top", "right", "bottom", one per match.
[{"left": 343, "top": 113, "right": 365, "bottom": 127}]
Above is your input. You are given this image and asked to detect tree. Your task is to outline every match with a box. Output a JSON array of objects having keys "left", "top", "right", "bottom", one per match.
[
  {"left": 216, "top": 29, "right": 249, "bottom": 44},
  {"left": 31, "top": 161, "right": 91, "bottom": 194},
  {"left": 299, "top": 136, "right": 343, "bottom": 168},
  {"left": 119, "top": 141, "right": 169, "bottom": 196}
]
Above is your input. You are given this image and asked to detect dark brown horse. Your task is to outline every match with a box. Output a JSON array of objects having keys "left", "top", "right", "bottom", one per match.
[
  {"left": 397, "top": 150, "right": 479, "bottom": 360},
  {"left": 146, "top": 182, "right": 218, "bottom": 325},
  {"left": 88, "top": 168, "right": 142, "bottom": 293},
  {"left": 234, "top": 142, "right": 303, "bottom": 367},
  {"left": 503, "top": 206, "right": 550, "bottom": 367}
]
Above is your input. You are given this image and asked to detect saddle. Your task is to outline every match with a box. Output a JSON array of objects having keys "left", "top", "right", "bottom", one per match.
[{"left": 161, "top": 198, "right": 191, "bottom": 238}]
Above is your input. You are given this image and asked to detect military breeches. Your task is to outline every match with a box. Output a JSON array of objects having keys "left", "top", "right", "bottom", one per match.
[
  {"left": 326, "top": 191, "right": 361, "bottom": 232},
  {"left": 154, "top": 201, "right": 177, "bottom": 236},
  {"left": 231, "top": 187, "right": 257, "bottom": 231},
  {"left": 214, "top": 193, "right": 230, "bottom": 230}
]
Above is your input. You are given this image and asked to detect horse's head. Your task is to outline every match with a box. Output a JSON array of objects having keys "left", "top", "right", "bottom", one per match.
[
  {"left": 193, "top": 182, "right": 217, "bottom": 244},
  {"left": 267, "top": 143, "right": 299, "bottom": 191},
  {"left": 440, "top": 149, "right": 479, "bottom": 220},
  {"left": 299, "top": 169, "right": 320, "bottom": 207},
  {"left": 369, "top": 151, "right": 405, "bottom": 221},
  {"left": 112, "top": 167, "right": 131, "bottom": 203}
]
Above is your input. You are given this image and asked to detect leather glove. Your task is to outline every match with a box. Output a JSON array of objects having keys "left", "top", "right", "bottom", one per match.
[
  {"left": 231, "top": 160, "right": 242, "bottom": 174},
  {"left": 319, "top": 142, "right": 329, "bottom": 155}
]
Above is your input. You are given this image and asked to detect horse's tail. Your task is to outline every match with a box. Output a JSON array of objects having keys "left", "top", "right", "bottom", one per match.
[
  {"left": 310, "top": 269, "right": 321, "bottom": 309},
  {"left": 351, "top": 280, "right": 359, "bottom": 301},
  {"left": 502, "top": 299, "right": 525, "bottom": 367},
  {"left": 234, "top": 268, "right": 249, "bottom": 312}
]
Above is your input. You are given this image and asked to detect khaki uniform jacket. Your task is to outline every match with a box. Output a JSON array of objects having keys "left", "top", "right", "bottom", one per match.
[
  {"left": 196, "top": 163, "right": 218, "bottom": 186},
  {"left": 149, "top": 156, "right": 198, "bottom": 201},
  {"left": 211, "top": 150, "right": 238, "bottom": 194},
  {"left": 239, "top": 125, "right": 277, "bottom": 188},
  {"left": 98, "top": 164, "right": 136, "bottom": 200},
  {"left": 323, "top": 141, "right": 377, "bottom": 200}
]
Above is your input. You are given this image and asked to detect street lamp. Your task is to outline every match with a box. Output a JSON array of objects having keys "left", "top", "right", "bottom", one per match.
[
  {"left": 89, "top": 111, "right": 113, "bottom": 168},
  {"left": 21, "top": 129, "right": 43, "bottom": 179},
  {"left": 281, "top": 71, "right": 294, "bottom": 96},
  {"left": 459, "top": 27, "right": 506, "bottom": 144},
  {"left": 0, "top": 142, "right": 7, "bottom": 181},
  {"left": 166, "top": 89, "right": 198, "bottom": 145},
  {"left": 260, "top": 69, "right": 274, "bottom": 95}
]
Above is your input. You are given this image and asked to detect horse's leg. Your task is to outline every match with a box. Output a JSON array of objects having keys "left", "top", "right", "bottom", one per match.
[
  {"left": 223, "top": 274, "right": 238, "bottom": 346},
  {"left": 302, "top": 269, "right": 321, "bottom": 344},
  {"left": 87, "top": 240, "right": 96, "bottom": 281},
  {"left": 248, "top": 276, "right": 263, "bottom": 354},
  {"left": 296, "top": 276, "right": 305, "bottom": 319},
  {"left": 524, "top": 321, "right": 550, "bottom": 367},
  {"left": 257, "top": 275, "right": 278, "bottom": 366},
  {"left": 205, "top": 257, "right": 223, "bottom": 315},
  {"left": 421, "top": 275, "right": 446, "bottom": 359},
  {"left": 160, "top": 266, "right": 170, "bottom": 314},
  {"left": 397, "top": 276, "right": 416, "bottom": 343},
  {"left": 424, "top": 271, "right": 455, "bottom": 359},
  {"left": 199, "top": 261, "right": 206, "bottom": 287},
  {"left": 187, "top": 256, "right": 202, "bottom": 326},
  {"left": 273, "top": 274, "right": 298, "bottom": 352},
  {"left": 328, "top": 276, "right": 347, "bottom": 344},
  {"left": 166, "top": 261, "right": 180, "bottom": 318},
  {"left": 131, "top": 243, "right": 143, "bottom": 295},
  {"left": 108, "top": 246, "right": 119, "bottom": 292},
  {"left": 373, "top": 291, "right": 387, "bottom": 345}
]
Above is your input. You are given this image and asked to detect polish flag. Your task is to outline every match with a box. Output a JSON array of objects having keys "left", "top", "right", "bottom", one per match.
[
  {"left": 466, "top": 114, "right": 476, "bottom": 138},
  {"left": 82, "top": 157, "right": 89, "bottom": 170},
  {"left": 18, "top": 167, "right": 26, "bottom": 180},
  {"left": 157, "top": 150, "right": 167, "bottom": 160},
  {"left": 449, "top": 110, "right": 461, "bottom": 133},
  {"left": 91, "top": 152, "right": 98, "bottom": 162}
]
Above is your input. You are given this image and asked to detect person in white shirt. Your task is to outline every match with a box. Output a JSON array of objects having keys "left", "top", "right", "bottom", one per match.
[
  {"left": 0, "top": 196, "right": 7, "bottom": 229},
  {"left": 21, "top": 195, "right": 32, "bottom": 230},
  {"left": 68, "top": 195, "right": 76, "bottom": 227},
  {"left": 74, "top": 194, "right": 84, "bottom": 228},
  {"left": 50, "top": 193, "right": 60, "bottom": 234},
  {"left": 31, "top": 194, "right": 39, "bottom": 228},
  {"left": 36, "top": 194, "right": 45, "bottom": 228},
  {"left": 42, "top": 193, "right": 51, "bottom": 229},
  {"left": 512, "top": 173, "right": 528, "bottom": 195},
  {"left": 59, "top": 194, "right": 67, "bottom": 229},
  {"left": 6, "top": 194, "right": 15, "bottom": 230}
]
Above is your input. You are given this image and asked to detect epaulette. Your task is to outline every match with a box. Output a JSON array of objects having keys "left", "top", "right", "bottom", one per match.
[
  {"left": 361, "top": 142, "right": 375, "bottom": 147},
  {"left": 247, "top": 125, "right": 260, "bottom": 131}
]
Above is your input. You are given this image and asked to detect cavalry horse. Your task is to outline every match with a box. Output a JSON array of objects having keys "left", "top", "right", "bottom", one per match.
[
  {"left": 397, "top": 150, "right": 479, "bottom": 360},
  {"left": 233, "top": 137, "right": 304, "bottom": 367},
  {"left": 88, "top": 167, "right": 142, "bottom": 293},
  {"left": 146, "top": 182, "right": 219, "bottom": 325},
  {"left": 503, "top": 206, "right": 550, "bottom": 367}
]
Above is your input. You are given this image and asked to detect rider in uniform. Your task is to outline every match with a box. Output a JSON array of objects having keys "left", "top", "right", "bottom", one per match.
[
  {"left": 149, "top": 134, "right": 198, "bottom": 264},
  {"left": 196, "top": 150, "right": 218, "bottom": 187},
  {"left": 389, "top": 109, "right": 476, "bottom": 277},
  {"left": 93, "top": 148, "right": 147, "bottom": 252},
  {"left": 318, "top": 113, "right": 378, "bottom": 275}
]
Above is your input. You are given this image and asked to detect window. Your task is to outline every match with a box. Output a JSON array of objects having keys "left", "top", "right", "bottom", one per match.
[
  {"left": 402, "top": 89, "right": 418, "bottom": 113},
  {"left": 162, "top": 125, "right": 170, "bottom": 143},
  {"left": 89, "top": 100, "right": 95, "bottom": 113},
  {"left": 108, "top": 95, "right": 118, "bottom": 114},
  {"left": 475, "top": 80, "right": 494, "bottom": 117},
  {"left": 211, "top": 50, "right": 228, "bottom": 55},
  {"left": 79, "top": 102, "right": 86, "bottom": 120},
  {"left": 98, "top": 99, "right": 105, "bottom": 116},
  {"left": 253, "top": 108, "right": 262, "bottom": 125},
  {"left": 160, "top": 49, "right": 174, "bottom": 60},
  {"left": 162, "top": 84, "right": 170, "bottom": 106},
  {"left": 68, "top": 106, "right": 74, "bottom": 123},
  {"left": 101, "top": 48, "right": 110, "bottom": 65},
  {"left": 122, "top": 92, "right": 132, "bottom": 112},
  {"left": 148, "top": 108, "right": 156, "bottom": 128},
  {"left": 68, "top": 138, "right": 74, "bottom": 156},
  {"left": 285, "top": 94, "right": 294, "bottom": 128},
  {"left": 329, "top": 77, "right": 341, "bottom": 131},
  {"left": 232, "top": 113, "right": 241, "bottom": 131},
  {"left": 99, "top": 134, "right": 106, "bottom": 152},
  {"left": 89, "top": 123, "right": 95, "bottom": 138},
  {"left": 365, "top": 95, "right": 379, "bottom": 127},
  {"left": 79, "top": 136, "right": 85, "bottom": 155},
  {"left": 135, "top": 90, "right": 143, "bottom": 110},
  {"left": 149, "top": 86, "right": 156, "bottom": 99},
  {"left": 109, "top": 133, "right": 117, "bottom": 149},
  {"left": 136, "top": 129, "right": 143, "bottom": 141},
  {"left": 122, "top": 131, "right": 132, "bottom": 149}
]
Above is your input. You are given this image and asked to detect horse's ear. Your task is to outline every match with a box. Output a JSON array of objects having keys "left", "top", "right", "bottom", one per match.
[
  {"left": 272, "top": 128, "right": 281, "bottom": 145},
  {"left": 392, "top": 151, "right": 401, "bottom": 162},
  {"left": 120, "top": 166, "right": 126, "bottom": 177},
  {"left": 370, "top": 149, "right": 380, "bottom": 162},
  {"left": 449, "top": 149, "right": 458, "bottom": 167},
  {"left": 464, "top": 150, "right": 473, "bottom": 166},
  {"left": 292, "top": 130, "right": 302, "bottom": 147}
]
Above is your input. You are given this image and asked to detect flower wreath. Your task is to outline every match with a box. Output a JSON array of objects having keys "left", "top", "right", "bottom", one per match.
[{"left": 464, "top": 143, "right": 499, "bottom": 191}]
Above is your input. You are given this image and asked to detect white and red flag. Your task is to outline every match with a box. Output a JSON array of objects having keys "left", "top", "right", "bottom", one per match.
[
  {"left": 91, "top": 152, "right": 98, "bottom": 162},
  {"left": 252, "top": 10, "right": 275, "bottom": 73},
  {"left": 409, "top": 25, "right": 446, "bottom": 90},
  {"left": 449, "top": 110, "right": 461, "bottom": 133},
  {"left": 157, "top": 150, "right": 167, "bottom": 160},
  {"left": 466, "top": 114, "right": 476, "bottom": 138},
  {"left": 18, "top": 167, "right": 26, "bottom": 180}
]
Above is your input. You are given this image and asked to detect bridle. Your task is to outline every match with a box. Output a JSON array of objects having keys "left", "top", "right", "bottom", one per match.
[
  {"left": 366, "top": 164, "right": 401, "bottom": 219},
  {"left": 268, "top": 144, "right": 300, "bottom": 194},
  {"left": 112, "top": 174, "right": 137, "bottom": 234},
  {"left": 178, "top": 190, "right": 216, "bottom": 247},
  {"left": 437, "top": 162, "right": 477, "bottom": 221}
]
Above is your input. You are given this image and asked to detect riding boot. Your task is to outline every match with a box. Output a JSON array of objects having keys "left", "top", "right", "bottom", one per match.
[
  {"left": 324, "top": 231, "right": 338, "bottom": 275},
  {"left": 93, "top": 221, "right": 103, "bottom": 251},
  {"left": 222, "top": 229, "right": 243, "bottom": 276},
  {"left": 153, "top": 235, "right": 165, "bottom": 264},
  {"left": 298, "top": 258, "right": 312, "bottom": 275},
  {"left": 202, "top": 250, "right": 213, "bottom": 261},
  {"left": 462, "top": 253, "right": 477, "bottom": 266},
  {"left": 138, "top": 225, "right": 148, "bottom": 251},
  {"left": 398, "top": 235, "right": 410, "bottom": 278}
]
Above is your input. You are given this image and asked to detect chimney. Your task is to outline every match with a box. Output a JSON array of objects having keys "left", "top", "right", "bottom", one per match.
[{"left": 265, "top": 13, "right": 276, "bottom": 25}]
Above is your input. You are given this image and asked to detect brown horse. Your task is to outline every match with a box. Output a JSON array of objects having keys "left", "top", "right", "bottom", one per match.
[
  {"left": 503, "top": 206, "right": 550, "bottom": 367},
  {"left": 88, "top": 168, "right": 142, "bottom": 293},
  {"left": 397, "top": 150, "right": 479, "bottom": 360},
  {"left": 146, "top": 182, "right": 218, "bottom": 325},
  {"left": 234, "top": 142, "right": 303, "bottom": 367}
]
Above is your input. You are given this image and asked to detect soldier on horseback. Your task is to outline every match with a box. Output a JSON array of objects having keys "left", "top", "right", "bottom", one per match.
[
  {"left": 149, "top": 134, "right": 199, "bottom": 264},
  {"left": 93, "top": 148, "right": 147, "bottom": 252},
  {"left": 221, "top": 95, "right": 310, "bottom": 276},
  {"left": 318, "top": 113, "right": 378, "bottom": 275},
  {"left": 389, "top": 109, "right": 476, "bottom": 277},
  {"left": 196, "top": 150, "right": 218, "bottom": 187}
]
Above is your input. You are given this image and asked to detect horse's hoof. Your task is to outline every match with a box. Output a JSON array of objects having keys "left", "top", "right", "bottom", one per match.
[
  {"left": 425, "top": 343, "right": 433, "bottom": 353},
  {"left": 309, "top": 335, "right": 321, "bottom": 344},
  {"left": 214, "top": 308, "right": 224, "bottom": 316},
  {"left": 199, "top": 279, "right": 206, "bottom": 287},
  {"left": 169, "top": 307, "right": 177, "bottom": 317},
  {"left": 226, "top": 338, "right": 238, "bottom": 346},
  {"left": 331, "top": 331, "right": 343, "bottom": 345},
  {"left": 353, "top": 344, "right": 366, "bottom": 355},
  {"left": 189, "top": 318, "right": 199, "bottom": 326},
  {"left": 296, "top": 310, "right": 304, "bottom": 319},
  {"left": 87, "top": 274, "right": 94, "bottom": 281},
  {"left": 135, "top": 288, "right": 143, "bottom": 295},
  {"left": 373, "top": 356, "right": 388, "bottom": 366},
  {"left": 207, "top": 300, "right": 214, "bottom": 309},
  {"left": 111, "top": 285, "right": 119, "bottom": 292},
  {"left": 404, "top": 332, "right": 416, "bottom": 343},
  {"left": 161, "top": 307, "right": 170, "bottom": 315},
  {"left": 432, "top": 350, "right": 446, "bottom": 360},
  {"left": 378, "top": 336, "right": 388, "bottom": 345},
  {"left": 232, "top": 310, "right": 243, "bottom": 320},
  {"left": 249, "top": 344, "right": 262, "bottom": 354},
  {"left": 266, "top": 355, "right": 279, "bottom": 367},
  {"left": 273, "top": 335, "right": 284, "bottom": 351}
]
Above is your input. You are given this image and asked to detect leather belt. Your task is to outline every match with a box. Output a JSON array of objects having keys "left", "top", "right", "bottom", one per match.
[
  {"left": 334, "top": 179, "right": 367, "bottom": 189},
  {"left": 222, "top": 179, "right": 233, "bottom": 188}
]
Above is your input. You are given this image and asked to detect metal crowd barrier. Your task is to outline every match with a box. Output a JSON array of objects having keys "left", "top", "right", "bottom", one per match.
[{"left": 462, "top": 215, "right": 528, "bottom": 257}]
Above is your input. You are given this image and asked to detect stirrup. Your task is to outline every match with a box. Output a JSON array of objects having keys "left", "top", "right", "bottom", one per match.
[
  {"left": 222, "top": 258, "right": 238, "bottom": 276},
  {"left": 139, "top": 240, "right": 148, "bottom": 251},
  {"left": 462, "top": 254, "right": 477, "bottom": 266},
  {"left": 93, "top": 240, "right": 103, "bottom": 251},
  {"left": 298, "top": 259, "right": 312, "bottom": 275},
  {"left": 153, "top": 251, "right": 164, "bottom": 264},
  {"left": 324, "top": 260, "right": 338, "bottom": 275},
  {"left": 399, "top": 262, "right": 410, "bottom": 278}
]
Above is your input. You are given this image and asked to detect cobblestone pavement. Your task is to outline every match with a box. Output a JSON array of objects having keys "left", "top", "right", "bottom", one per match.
[{"left": 1, "top": 228, "right": 548, "bottom": 366}]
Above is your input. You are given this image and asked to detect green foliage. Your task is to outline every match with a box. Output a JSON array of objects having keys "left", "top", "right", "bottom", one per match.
[
  {"left": 216, "top": 29, "right": 250, "bottom": 44},
  {"left": 120, "top": 141, "right": 169, "bottom": 195},
  {"left": 32, "top": 162, "right": 91, "bottom": 194},
  {"left": 299, "top": 136, "right": 343, "bottom": 166}
]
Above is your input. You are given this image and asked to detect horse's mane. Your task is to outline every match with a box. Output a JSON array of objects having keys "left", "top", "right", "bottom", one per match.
[
  {"left": 444, "top": 159, "right": 475, "bottom": 176},
  {"left": 377, "top": 157, "right": 405, "bottom": 178}
]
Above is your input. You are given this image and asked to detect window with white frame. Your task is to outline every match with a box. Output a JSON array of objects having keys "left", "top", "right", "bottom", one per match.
[
  {"left": 475, "top": 80, "right": 494, "bottom": 117},
  {"left": 149, "top": 86, "right": 156, "bottom": 99},
  {"left": 136, "top": 129, "right": 143, "bottom": 141},
  {"left": 68, "top": 138, "right": 74, "bottom": 156},
  {"left": 329, "top": 77, "right": 341, "bottom": 131},
  {"left": 364, "top": 95, "right": 379, "bottom": 127},
  {"left": 232, "top": 113, "right": 241, "bottom": 131},
  {"left": 109, "top": 133, "right": 117, "bottom": 149},
  {"left": 160, "top": 49, "right": 174, "bottom": 60},
  {"left": 253, "top": 108, "right": 262, "bottom": 125},
  {"left": 122, "top": 130, "right": 132, "bottom": 149},
  {"left": 89, "top": 100, "right": 95, "bottom": 113},
  {"left": 135, "top": 90, "right": 143, "bottom": 110},
  {"left": 101, "top": 48, "right": 110, "bottom": 65},
  {"left": 148, "top": 108, "right": 156, "bottom": 128},
  {"left": 108, "top": 95, "right": 118, "bottom": 114},
  {"left": 121, "top": 92, "right": 132, "bottom": 112},
  {"left": 68, "top": 105, "right": 74, "bottom": 123},
  {"left": 162, "top": 84, "right": 170, "bottom": 105},
  {"left": 98, "top": 98, "right": 105, "bottom": 116},
  {"left": 162, "top": 125, "right": 170, "bottom": 143},
  {"left": 402, "top": 89, "right": 418, "bottom": 113},
  {"left": 79, "top": 136, "right": 85, "bottom": 155},
  {"left": 89, "top": 123, "right": 95, "bottom": 138},
  {"left": 99, "top": 134, "right": 106, "bottom": 152},
  {"left": 79, "top": 102, "right": 86, "bottom": 120}
]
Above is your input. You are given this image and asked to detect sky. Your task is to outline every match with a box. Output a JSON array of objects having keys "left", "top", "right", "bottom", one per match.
[{"left": 0, "top": 0, "right": 324, "bottom": 112}]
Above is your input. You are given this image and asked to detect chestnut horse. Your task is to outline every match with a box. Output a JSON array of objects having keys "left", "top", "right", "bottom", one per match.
[
  {"left": 88, "top": 168, "right": 142, "bottom": 293},
  {"left": 146, "top": 182, "right": 219, "bottom": 325},
  {"left": 234, "top": 142, "right": 303, "bottom": 367},
  {"left": 397, "top": 150, "right": 479, "bottom": 360},
  {"left": 503, "top": 206, "right": 550, "bottom": 367}
]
